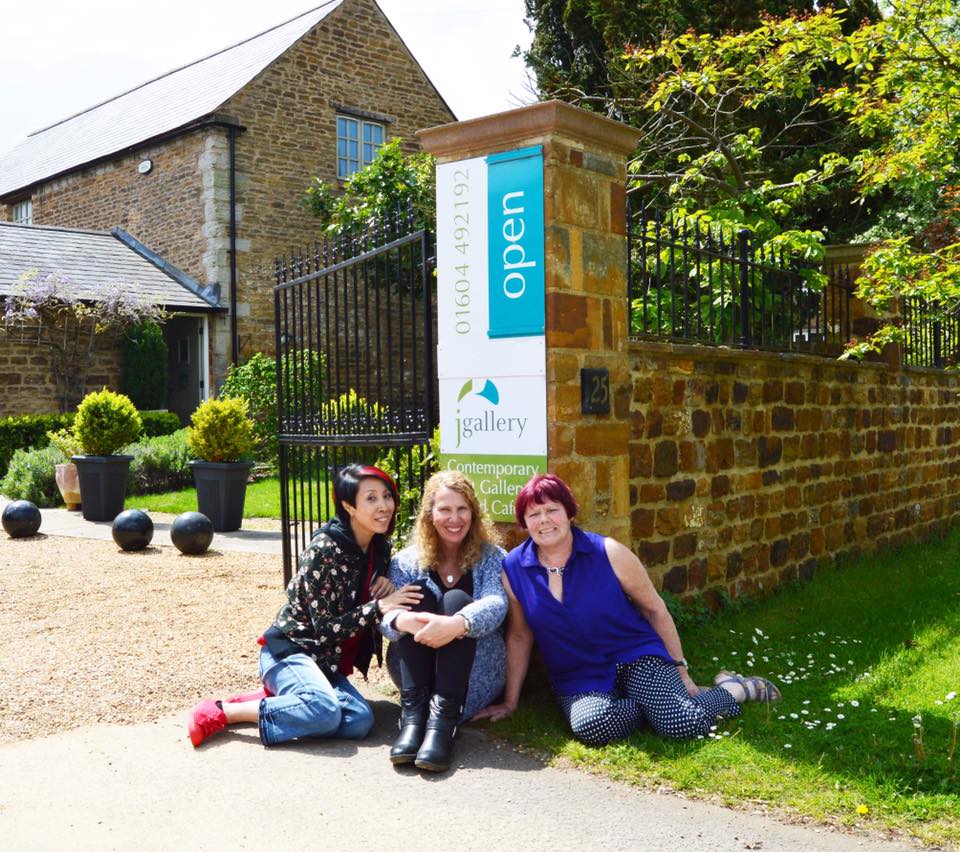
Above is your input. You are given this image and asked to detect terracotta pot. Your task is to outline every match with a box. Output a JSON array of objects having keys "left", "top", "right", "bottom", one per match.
[{"left": 55, "top": 462, "right": 82, "bottom": 510}]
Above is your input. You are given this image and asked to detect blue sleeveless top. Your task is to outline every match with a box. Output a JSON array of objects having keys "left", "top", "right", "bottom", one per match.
[{"left": 503, "top": 527, "right": 670, "bottom": 694}]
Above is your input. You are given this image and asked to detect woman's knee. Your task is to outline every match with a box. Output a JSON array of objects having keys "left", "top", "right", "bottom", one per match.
[
  {"left": 410, "top": 581, "right": 439, "bottom": 613},
  {"left": 340, "top": 700, "right": 375, "bottom": 739},
  {"left": 294, "top": 688, "right": 343, "bottom": 735},
  {"left": 440, "top": 588, "right": 473, "bottom": 616},
  {"left": 569, "top": 715, "right": 618, "bottom": 747}
]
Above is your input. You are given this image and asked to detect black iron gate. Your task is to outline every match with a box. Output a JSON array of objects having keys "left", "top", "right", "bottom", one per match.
[{"left": 274, "top": 208, "right": 436, "bottom": 583}]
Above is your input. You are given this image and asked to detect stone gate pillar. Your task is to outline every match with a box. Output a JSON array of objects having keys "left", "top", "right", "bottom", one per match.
[{"left": 420, "top": 101, "right": 640, "bottom": 541}]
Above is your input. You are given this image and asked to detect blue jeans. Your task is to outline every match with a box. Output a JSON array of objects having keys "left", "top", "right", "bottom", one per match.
[{"left": 257, "top": 647, "right": 374, "bottom": 746}]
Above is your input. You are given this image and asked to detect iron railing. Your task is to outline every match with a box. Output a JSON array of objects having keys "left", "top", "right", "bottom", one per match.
[
  {"left": 627, "top": 205, "right": 853, "bottom": 355},
  {"left": 274, "top": 206, "right": 436, "bottom": 583},
  {"left": 902, "top": 297, "right": 960, "bottom": 368}
]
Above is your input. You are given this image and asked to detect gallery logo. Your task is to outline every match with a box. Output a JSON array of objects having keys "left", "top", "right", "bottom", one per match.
[
  {"left": 454, "top": 378, "right": 527, "bottom": 448},
  {"left": 457, "top": 378, "right": 500, "bottom": 405}
]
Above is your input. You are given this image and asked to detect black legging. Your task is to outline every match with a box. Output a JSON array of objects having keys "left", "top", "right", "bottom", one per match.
[{"left": 395, "top": 583, "right": 476, "bottom": 703}]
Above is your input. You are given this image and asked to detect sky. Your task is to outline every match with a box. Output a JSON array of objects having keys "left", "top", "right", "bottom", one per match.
[{"left": 0, "top": 0, "right": 535, "bottom": 157}]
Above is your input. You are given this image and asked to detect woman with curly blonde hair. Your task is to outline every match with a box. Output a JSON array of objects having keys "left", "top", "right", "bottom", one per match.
[{"left": 379, "top": 470, "right": 507, "bottom": 772}]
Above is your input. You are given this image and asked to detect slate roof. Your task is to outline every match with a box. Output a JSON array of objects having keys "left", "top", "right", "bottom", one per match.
[
  {"left": 0, "top": 222, "right": 221, "bottom": 311},
  {"left": 0, "top": 1, "right": 343, "bottom": 197}
]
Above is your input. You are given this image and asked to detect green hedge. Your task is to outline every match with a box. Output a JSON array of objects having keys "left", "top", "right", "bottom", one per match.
[
  {"left": 0, "top": 410, "right": 180, "bottom": 478},
  {"left": 0, "top": 445, "right": 64, "bottom": 507}
]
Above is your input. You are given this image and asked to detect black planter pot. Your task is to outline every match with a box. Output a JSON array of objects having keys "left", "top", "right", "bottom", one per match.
[
  {"left": 72, "top": 455, "right": 134, "bottom": 522},
  {"left": 190, "top": 460, "right": 254, "bottom": 532}
]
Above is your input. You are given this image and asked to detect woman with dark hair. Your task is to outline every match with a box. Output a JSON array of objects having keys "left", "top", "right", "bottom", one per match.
[
  {"left": 379, "top": 470, "right": 506, "bottom": 771},
  {"left": 187, "top": 464, "right": 422, "bottom": 747},
  {"left": 473, "top": 473, "right": 780, "bottom": 745}
]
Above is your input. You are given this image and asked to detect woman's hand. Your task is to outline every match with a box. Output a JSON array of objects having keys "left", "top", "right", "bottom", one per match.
[
  {"left": 679, "top": 668, "right": 701, "bottom": 697},
  {"left": 412, "top": 613, "right": 468, "bottom": 648},
  {"left": 470, "top": 701, "right": 516, "bottom": 722},
  {"left": 376, "top": 584, "right": 423, "bottom": 615},
  {"left": 369, "top": 576, "right": 395, "bottom": 600}
]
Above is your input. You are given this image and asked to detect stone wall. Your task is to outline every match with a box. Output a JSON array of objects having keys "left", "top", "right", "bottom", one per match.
[
  {"left": 628, "top": 340, "right": 960, "bottom": 602},
  {"left": 223, "top": 0, "right": 455, "bottom": 366},
  {"left": 0, "top": 338, "right": 121, "bottom": 415},
  {"left": 21, "top": 132, "right": 211, "bottom": 278}
]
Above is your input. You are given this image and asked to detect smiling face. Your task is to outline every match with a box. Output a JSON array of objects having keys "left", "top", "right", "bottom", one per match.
[
  {"left": 431, "top": 485, "right": 473, "bottom": 550},
  {"left": 523, "top": 499, "right": 573, "bottom": 551},
  {"left": 344, "top": 477, "right": 396, "bottom": 544}
]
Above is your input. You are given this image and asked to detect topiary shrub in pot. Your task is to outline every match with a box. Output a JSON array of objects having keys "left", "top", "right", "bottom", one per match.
[
  {"left": 187, "top": 397, "right": 255, "bottom": 532},
  {"left": 72, "top": 389, "right": 143, "bottom": 522}
]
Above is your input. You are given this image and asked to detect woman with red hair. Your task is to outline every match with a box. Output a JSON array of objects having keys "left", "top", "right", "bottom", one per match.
[
  {"left": 187, "top": 463, "right": 421, "bottom": 747},
  {"left": 473, "top": 473, "right": 780, "bottom": 744}
]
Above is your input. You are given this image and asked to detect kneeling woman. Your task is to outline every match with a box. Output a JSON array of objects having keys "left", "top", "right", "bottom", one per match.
[
  {"left": 474, "top": 474, "right": 780, "bottom": 745},
  {"left": 188, "top": 464, "right": 421, "bottom": 747},
  {"left": 380, "top": 471, "right": 507, "bottom": 771}
]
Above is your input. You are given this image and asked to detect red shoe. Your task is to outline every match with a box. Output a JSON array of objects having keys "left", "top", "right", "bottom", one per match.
[
  {"left": 225, "top": 686, "right": 272, "bottom": 703},
  {"left": 188, "top": 699, "right": 227, "bottom": 747}
]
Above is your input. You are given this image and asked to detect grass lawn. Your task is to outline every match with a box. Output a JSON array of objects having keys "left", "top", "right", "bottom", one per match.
[
  {"left": 127, "top": 476, "right": 288, "bottom": 518},
  {"left": 486, "top": 528, "right": 960, "bottom": 847}
]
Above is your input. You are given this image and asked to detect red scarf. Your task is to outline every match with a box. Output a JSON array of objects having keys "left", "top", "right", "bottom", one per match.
[{"left": 337, "top": 545, "right": 376, "bottom": 676}]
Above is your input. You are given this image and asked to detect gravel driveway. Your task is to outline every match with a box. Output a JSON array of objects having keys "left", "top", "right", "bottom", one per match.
[{"left": 0, "top": 533, "right": 281, "bottom": 743}]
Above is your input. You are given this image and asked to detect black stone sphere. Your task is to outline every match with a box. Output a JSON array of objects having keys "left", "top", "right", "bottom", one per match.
[
  {"left": 111, "top": 509, "right": 154, "bottom": 551},
  {"left": 170, "top": 511, "right": 214, "bottom": 555},
  {"left": 2, "top": 500, "right": 42, "bottom": 538}
]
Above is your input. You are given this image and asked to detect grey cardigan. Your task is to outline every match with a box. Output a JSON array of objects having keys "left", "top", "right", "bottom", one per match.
[{"left": 380, "top": 542, "right": 507, "bottom": 720}]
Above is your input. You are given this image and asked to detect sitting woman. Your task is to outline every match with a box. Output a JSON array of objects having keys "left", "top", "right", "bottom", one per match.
[
  {"left": 473, "top": 473, "right": 780, "bottom": 745},
  {"left": 188, "top": 464, "right": 421, "bottom": 747},
  {"left": 380, "top": 470, "right": 507, "bottom": 772}
]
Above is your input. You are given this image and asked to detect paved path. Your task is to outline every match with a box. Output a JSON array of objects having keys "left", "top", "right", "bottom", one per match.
[
  {"left": 31, "top": 504, "right": 283, "bottom": 555},
  {"left": 0, "top": 696, "right": 914, "bottom": 852}
]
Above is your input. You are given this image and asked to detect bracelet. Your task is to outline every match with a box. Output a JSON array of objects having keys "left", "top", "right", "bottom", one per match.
[
  {"left": 459, "top": 612, "right": 472, "bottom": 637},
  {"left": 670, "top": 657, "right": 688, "bottom": 668}
]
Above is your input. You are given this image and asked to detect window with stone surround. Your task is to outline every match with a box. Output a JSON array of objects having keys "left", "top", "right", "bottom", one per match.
[
  {"left": 12, "top": 199, "right": 32, "bottom": 225},
  {"left": 337, "top": 115, "right": 384, "bottom": 179}
]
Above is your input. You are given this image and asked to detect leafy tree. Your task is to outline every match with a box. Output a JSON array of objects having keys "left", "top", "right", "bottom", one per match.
[
  {"left": 614, "top": 0, "right": 960, "bottom": 359},
  {"left": 518, "top": 0, "right": 877, "bottom": 104},
  {"left": 302, "top": 138, "right": 435, "bottom": 234}
]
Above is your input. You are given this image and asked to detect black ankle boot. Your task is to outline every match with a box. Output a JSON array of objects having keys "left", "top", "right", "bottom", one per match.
[
  {"left": 390, "top": 686, "right": 430, "bottom": 765},
  {"left": 414, "top": 694, "right": 461, "bottom": 772}
]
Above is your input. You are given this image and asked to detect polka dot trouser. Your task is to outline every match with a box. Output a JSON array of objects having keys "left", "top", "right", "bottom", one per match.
[{"left": 557, "top": 656, "right": 741, "bottom": 746}]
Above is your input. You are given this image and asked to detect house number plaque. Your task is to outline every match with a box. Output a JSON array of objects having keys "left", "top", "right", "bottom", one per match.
[{"left": 580, "top": 368, "right": 610, "bottom": 414}]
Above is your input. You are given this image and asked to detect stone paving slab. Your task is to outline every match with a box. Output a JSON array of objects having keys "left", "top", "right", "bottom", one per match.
[{"left": 1, "top": 501, "right": 284, "bottom": 556}]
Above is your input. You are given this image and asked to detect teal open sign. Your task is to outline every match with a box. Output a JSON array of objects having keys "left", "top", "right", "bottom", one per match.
[{"left": 486, "top": 146, "right": 545, "bottom": 339}]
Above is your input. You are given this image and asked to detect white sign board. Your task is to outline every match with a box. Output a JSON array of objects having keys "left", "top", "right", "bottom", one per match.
[{"left": 435, "top": 148, "right": 548, "bottom": 520}]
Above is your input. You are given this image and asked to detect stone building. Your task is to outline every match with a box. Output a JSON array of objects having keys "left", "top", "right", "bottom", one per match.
[{"left": 0, "top": 0, "right": 454, "bottom": 417}]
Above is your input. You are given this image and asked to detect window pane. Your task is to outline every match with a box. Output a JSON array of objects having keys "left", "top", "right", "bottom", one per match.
[
  {"left": 338, "top": 158, "right": 349, "bottom": 179},
  {"left": 370, "top": 124, "right": 383, "bottom": 145},
  {"left": 338, "top": 139, "right": 347, "bottom": 157},
  {"left": 337, "top": 117, "right": 347, "bottom": 136},
  {"left": 349, "top": 140, "right": 358, "bottom": 159}
]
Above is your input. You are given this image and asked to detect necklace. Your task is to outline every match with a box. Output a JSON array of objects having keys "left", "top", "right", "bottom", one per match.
[{"left": 544, "top": 565, "right": 565, "bottom": 576}]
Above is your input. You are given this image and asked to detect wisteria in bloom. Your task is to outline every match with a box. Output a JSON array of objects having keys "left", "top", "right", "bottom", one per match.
[
  {"left": 3, "top": 270, "right": 161, "bottom": 330},
  {"left": 1, "top": 269, "right": 163, "bottom": 409}
]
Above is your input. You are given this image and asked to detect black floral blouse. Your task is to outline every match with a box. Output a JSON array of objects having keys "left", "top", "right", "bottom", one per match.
[{"left": 264, "top": 517, "right": 388, "bottom": 678}]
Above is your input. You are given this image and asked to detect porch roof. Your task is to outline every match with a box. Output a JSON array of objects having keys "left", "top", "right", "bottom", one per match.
[{"left": 0, "top": 222, "right": 222, "bottom": 312}]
